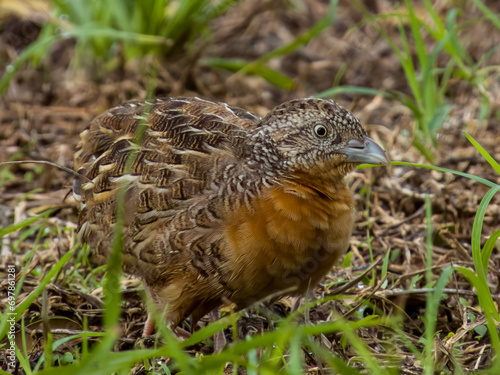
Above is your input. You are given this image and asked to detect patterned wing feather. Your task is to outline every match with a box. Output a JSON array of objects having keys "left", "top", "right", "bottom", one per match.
[{"left": 74, "top": 97, "right": 260, "bottom": 275}]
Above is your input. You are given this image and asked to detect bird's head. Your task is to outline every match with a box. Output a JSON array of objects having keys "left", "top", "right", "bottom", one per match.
[{"left": 248, "top": 98, "right": 389, "bottom": 193}]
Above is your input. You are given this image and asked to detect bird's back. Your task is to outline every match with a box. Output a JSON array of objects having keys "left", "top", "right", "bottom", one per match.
[{"left": 74, "top": 97, "right": 260, "bottom": 282}]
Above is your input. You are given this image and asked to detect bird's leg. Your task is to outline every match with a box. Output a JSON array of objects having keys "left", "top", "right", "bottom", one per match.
[
  {"left": 209, "top": 309, "right": 227, "bottom": 353},
  {"left": 142, "top": 281, "right": 192, "bottom": 339},
  {"left": 292, "top": 296, "right": 303, "bottom": 313},
  {"left": 143, "top": 312, "right": 156, "bottom": 337},
  {"left": 142, "top": 282, "right": 160, "bottom": 337},
  {"left": 303, "top": 283, "right": 315, "bottom": 325},
  {"left": 174, "top": 326, "right": 192, "bottom": 338}
]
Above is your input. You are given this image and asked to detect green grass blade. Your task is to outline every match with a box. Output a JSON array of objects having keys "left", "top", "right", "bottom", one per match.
[
  {"left": 437, "top": 59, "right": 455, "bottom": 103},
  {"left": 411, "top": 139, "right": 435, "bottom": 164},
  {"left": 226, "top": 328, "right": 292, "bottom": 355},
  {"left": 304, "top": 338, "right": 364, "bottom": 375},
  {"left": 0, "top": 209, "right": 56, "bottom": 237},
  {"left": 390, "top": 161, "right": 499, "bottom": 189},
  {"left": 470, "top": 0, "right": 500, "bottom": 30},
  {"left": 36, "top": 347, "right": 162, "bottom": 375},
  {"left": 471, "top": 186, "right": 500, "bottom": 282},
  {"left": 455, "top": 266, "right": 500, "bottom": 360},
  {"left": 423, "top": 0, "right": 445, "bottom": 35},
  {"left": 381, "top": 248, "right": 391, "bottom": 284},
  {"left": 107, "top": 0, "right": 131, "bottom": 31},
  {"left": 482, "top": 229, "right": 500, "bottom": 274},
  {"left": 288, "top": 327, "right": 304, "bottom": 375},
  {"left": 62, "top": 26, "right": 170, "bottom": 46},
  {"left": 333, "top": 318, "right": 385, "bottom": 375},
  {"left": 427, "top": 103, "right": 451, "bottom": 134},
  {"left": 445, "top": 9, "right": 469, "bottom": 67},
  {"left": 425, "top": 195, "right": 433, "bottom": 288},
  {"left": 249, "top": 65, "right": 295, "bottom": 89},
  {"left": 53, "top": 0, "right": 90, "bottom": 26},
  {"left": 0, "top": 34, "right": 59, "bottom": 94},
  {"left": 14, "top": 345, "right": 33, "bottom": 375},
  {"left": 197, "top": 352, "right": 251, "bottom": 372},
  {"left": 396, "top": 13, "right": 423, "bottom": 113},
  {"left": 158, "top": 326, "right": 197, "bottom": 373},
  {"left": 181, "top": 313, "right": 241, "bottom": 347},
  {"left": 203, "top": 57, "right": 247, "bottom": 71},
  {"left": 315, "top": 85, "right": 389, "bottom": 98},
  {"left": 422, "top": 0, "right": 469, "bottom": 74},
  {"left": 204, "top": 58, "right": 295, "bottom": 89},
  {"left": 253, "top": 0, "right": 337, "bottom": 65},
  {"left": 420, "top": 35, "right": 450, "bottom": 137},
  {"left": 464, "top": 132, "right": 500, "bottom": 175},
  {"left": 424, "top": 267, "right": 454, "bottom": 375},
  {"left": 99, "top": 182, "right": 128, "bottom": 341},
  {"left": 301, "top": 315, "right": 382, "bottom": 336},
  {"left": 404, "top": 0, "right": 428, "bottom": 68},
  {"left": 162, "top": 0, "right": 207, "bottom": 48}
]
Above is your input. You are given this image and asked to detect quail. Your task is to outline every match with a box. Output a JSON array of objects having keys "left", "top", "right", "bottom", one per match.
[{"left": 73, "top": 96, "right": 389, "bottom": 335}]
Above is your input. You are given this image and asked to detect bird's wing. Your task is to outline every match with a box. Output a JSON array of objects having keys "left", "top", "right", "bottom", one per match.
[{"left": 74, "top": 97, "right": 260, "bottom": 270}]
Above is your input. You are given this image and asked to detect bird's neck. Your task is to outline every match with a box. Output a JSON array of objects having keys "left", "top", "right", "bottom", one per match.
[
  {"left": 275, "top": 177, "right": 354, "bottom": 209},
  {"left": 283, "top": 162, "right": 356, "bottom": 202}
]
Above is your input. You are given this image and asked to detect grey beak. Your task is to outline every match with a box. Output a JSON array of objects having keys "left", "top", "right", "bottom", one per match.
[{"left": 340, "top": 135, "right": 390, "bottom": 165}]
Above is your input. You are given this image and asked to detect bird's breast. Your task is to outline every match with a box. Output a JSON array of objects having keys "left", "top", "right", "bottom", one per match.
[{"left": 222, "top": 181, "right": 355, "bottom": 304}]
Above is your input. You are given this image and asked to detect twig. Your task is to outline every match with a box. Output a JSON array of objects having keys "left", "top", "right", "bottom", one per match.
[{"left": 0, "top": 160, "right": 92, "bottom": 183}]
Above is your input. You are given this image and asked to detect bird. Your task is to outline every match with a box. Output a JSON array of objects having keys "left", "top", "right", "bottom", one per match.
[{"left": 73, "top": 96, "right": 389, "bottom": 337}]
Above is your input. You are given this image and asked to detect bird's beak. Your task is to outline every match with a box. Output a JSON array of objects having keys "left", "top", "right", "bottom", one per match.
[{"left": 340, "top": 135, "right": 390, "bottom": 165}]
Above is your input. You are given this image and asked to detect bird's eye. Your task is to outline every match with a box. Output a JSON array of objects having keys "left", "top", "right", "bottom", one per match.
[{"left": 314, "top": 124, "right": 327, "bottom": 137}]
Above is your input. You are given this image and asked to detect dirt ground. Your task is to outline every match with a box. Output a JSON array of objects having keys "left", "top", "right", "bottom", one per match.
[{"left": 1, "top": 0, "right": 500, "bottom": 373}]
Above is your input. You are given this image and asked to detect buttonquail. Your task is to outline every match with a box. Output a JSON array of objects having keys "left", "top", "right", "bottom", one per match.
[{"left": 73, "top": 97, "right": 389, "bottom": 335}]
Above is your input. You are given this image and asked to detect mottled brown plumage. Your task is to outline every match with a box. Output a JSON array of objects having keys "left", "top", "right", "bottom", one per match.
[{"left": 74, "top": 96, "right": 389, "bottom": 335}]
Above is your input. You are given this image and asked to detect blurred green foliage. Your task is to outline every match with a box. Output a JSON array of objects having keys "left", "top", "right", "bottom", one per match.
[{"left": 0, "top": 0, "right": 239, "bottom": 91}]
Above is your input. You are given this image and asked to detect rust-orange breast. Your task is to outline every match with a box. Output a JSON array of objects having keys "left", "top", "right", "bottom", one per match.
[{"left": 222, "top": 180, "right": 355, "bottom": 307}]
